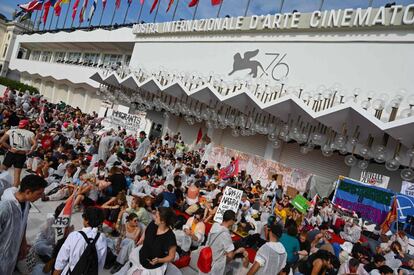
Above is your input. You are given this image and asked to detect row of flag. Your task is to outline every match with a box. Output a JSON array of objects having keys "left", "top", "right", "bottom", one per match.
[{"left": 16, "top": 0, "right": 224, "bottom": 26}]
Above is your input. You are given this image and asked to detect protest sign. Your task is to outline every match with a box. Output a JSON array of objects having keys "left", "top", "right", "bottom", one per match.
[
  {"left": 360, "top": 171, "right": 390, "bottom": 189},
  {"left": 401, "top": 181, "right": 414, "bottom": 197},
  {"left": 291, "top": 195, "right": 310, "bottom": 214},
  {"left": 214, "top": 186, "right": 243, "bottom": 223}
]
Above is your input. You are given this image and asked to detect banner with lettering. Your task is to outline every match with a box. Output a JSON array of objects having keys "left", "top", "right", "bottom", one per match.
[
  {"left": 333, "top": 177, "right": 394, "bottom": 224},
  {"left": 102, "top": 110, "right": 146, "bottom": 134},
  {"left": 359, "top": 171, "right": 390, "bottom": 189},
  {"left": 214, "top": 186, "right": 243, "bottom": 224},
  {"left": 205, "top": 146, "right": 312, "bottom": 192},
  {"left": 401, "top": 181, "right": 414, "bottom": 197}
]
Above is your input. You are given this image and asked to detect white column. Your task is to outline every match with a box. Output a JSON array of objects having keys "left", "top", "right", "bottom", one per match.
[
  {"left": 83, "top": 92, "right": 89, "bottom": 112},
  {"left": 51, "top": 83, "right": 56, "bottom": 103},
  {"left": 162, "top": 113, "right": 169, "bottom": 136},
  {"left": 39, "top": 80, "right": 44, "bottom": 96},
  {"left": 66, "top": 86, "right": 72, "bottom": 104},
  {"left": 264, "top": 139, "right": 274, "bottom": 160}
]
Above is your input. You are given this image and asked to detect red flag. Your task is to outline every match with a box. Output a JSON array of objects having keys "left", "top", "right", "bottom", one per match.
[
  {"left": 196, "top": 128, "right": 202, "bottom": 144},
  {"left": 219, "top": 159, "right": 239, "bottom": 180},
  {"left": 140, "top": 0, "right": 144, "bottom": 3},
  {"left": 188, "top": 0, "right": 198, "bottom": 7},
  {"left": 19, "top": 0, "right": 44, "bottom": 12},
  {"left": 150, "top": 0, "right": 158, "bottom": 13},
  {"left": 54, "top": 0, "right": 63, "bottom": 15},
  {"left": 166, "top": 0, "right": 174, "bottom": 12},
  {"left": 79, "top": 0, "right": 88, "bottom": 23},
  {"left": 43, "top": 1, "right": 51, "bottom": 24},
  {"left": 115, "top": 0, "right": 121, "bottom": 9},
  {"left": 72, "top": 0, "right": 80, "bottom": 19},
  {"left": 102, "top": 0, "right": 107, "bottom": 8},
  {"left": 211, "top": 0, "right": 221, "bottom": 5},
  {"left": 381, "top": 197, "right": 398, "bottom": 234}
]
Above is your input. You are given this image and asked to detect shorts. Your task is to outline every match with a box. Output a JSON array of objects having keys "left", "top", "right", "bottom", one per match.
[{"left": 3, "top": 151, "right": 27, "bottom": 169}]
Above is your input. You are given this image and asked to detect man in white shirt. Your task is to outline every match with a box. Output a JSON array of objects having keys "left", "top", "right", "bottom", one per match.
[
  {"left": 0, "top": 119, "right": 37, "bottom": 187},
  {"left": 54, "top": 207, "right": 107, "bottom": 275},
  {"left": 338, "top": 258, "right": 369, "bottom": 275},
  {"left": 204, "top": 210, "right": 247, "bottom": 275}
]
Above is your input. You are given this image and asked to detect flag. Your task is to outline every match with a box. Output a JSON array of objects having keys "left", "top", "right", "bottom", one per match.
[
  {"left": 88, "top": 0, "right": 97, "bottom": 21},
  {"left": 188, "top": 0, "right": 198, "bottom": 7},
  {"left": 196, "top": 128, "right": 202, "bottom": 144},
  {"left": 128, "top": 0, "right": 132, "bottom": 5},
  {"left": 115, "top": 0, "right": 121, "bottom": 9},
  {"left": 140, "top": 0, "right": 144, "bottom": 4},
  {"left": 19, "top": 0, "right": 44, "bottom": 12},
  {"left": 150, "top": 0, "right": 158, "bottom": 13},
  {"left": 54, "top": 0, "right": 69, "bottom": 16},
  {"left": 52, "top": 189, "right": 77, "bottom": 241},
  {"left": 43, "top": 0, "right": 57, "bottom": 24},
  {"left": 211, "top": 0, "right": 221, "bottom": 5},
  {"left": 310, "top": 194, "right": 320, "bottom": 207},
  {"left": 79, "top": 0, "right": 88, "bottom": 22},
  {"left": 72, "top": 0, "right": 80, "bottom": 19},
  {"left": 36, "top": 107, "right": 46, "bottom": 126},
  {"left": 166, "top": 0, "right": 174, "bottom": 12},
  {"left": 219, "top": 158, "right": 239, "bottom": 180},
  {"left": 102, "top": 0, "right": 107, "bottom": 8},
  {"left": 381, "top": 196, "right": 398, "bottom": 234}
]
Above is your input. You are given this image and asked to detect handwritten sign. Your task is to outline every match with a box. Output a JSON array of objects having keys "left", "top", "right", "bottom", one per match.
[
  {"left": 291, "top": 195, "right": 310, "bottom": 214},
  {"left": 103, "top": 110, "right": 146, "bottom": 133},
  {"left": 360, "top": 171, "right": 390, "bottom": 189},
  {"left": 214, "top": 186, "right": 243, "bottom": 224}
]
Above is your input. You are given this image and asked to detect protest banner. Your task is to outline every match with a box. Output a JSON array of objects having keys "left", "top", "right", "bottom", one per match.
[
  {"left": 401, "top": 181, "right": 414, "bottom": 197},
  {"left": 360, "top": 171, "right": 390, "bottom": 189},
  {"left": 214, "top": 186, "right": 243, "bottom": 223},
  {"left": 291, "top": 195, "right": 310, "bottom": 214},
  {"left": 102, "top": 110, "right": 147, "bottom": 134}
]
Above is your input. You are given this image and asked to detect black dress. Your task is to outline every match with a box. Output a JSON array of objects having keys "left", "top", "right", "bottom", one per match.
[{"left": 139, "top": 221, "right": 177, "bottom": 269}]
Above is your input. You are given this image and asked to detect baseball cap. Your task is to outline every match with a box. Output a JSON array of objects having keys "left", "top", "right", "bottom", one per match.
[{"left": 18, "top": 119, "right": 29, "bottom": 129}]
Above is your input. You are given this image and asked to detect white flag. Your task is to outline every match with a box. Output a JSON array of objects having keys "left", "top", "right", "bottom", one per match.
[{"left": 88, "top": 0, "right": 97, "bottom": 21}]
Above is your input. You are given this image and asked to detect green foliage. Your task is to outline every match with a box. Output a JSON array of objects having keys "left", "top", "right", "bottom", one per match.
[{"left": 0, "top": 77, "right": 39, "bottom": 94}]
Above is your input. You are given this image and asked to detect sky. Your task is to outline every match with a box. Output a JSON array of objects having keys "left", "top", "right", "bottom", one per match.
[{"left": 1, "top": 0, "right": 414, "bottom": 30}]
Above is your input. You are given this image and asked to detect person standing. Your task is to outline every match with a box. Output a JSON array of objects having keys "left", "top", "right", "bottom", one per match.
[
  {"left": 53, "top": 207, "right": 107, "bottom": 275},
  {"left": 0, "top": 174, "right": 47, "bottom": 275},
  {"left": 0, "top": 119, "right": 37, "bottom": 187},
  {"left": 97, "top": 132, "right": 122, "bottom": 162},
  {"left": 130, "top": 131, "right": 150, "bottom": 173},
  {"left": 247, "top": 223, "right": 287, "bottom": 275}
]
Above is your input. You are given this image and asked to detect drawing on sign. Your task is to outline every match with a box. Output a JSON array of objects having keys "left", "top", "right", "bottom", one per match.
[
  {"left": 229, "top": 49, "right": 290, "bottom": 81},
  {"left": 228, "top": 49, "right": 267, "bottom": 78},
  {"left": 214, "top": 186, "right": 243, "bottom": 224}
]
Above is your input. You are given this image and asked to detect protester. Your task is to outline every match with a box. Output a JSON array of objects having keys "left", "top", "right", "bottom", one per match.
[
  {"left": 53, "top": 207, "right": 107, "bottom": 274},
  {"left": 0, "top": 174, "right": 47, "bottom": 275}
]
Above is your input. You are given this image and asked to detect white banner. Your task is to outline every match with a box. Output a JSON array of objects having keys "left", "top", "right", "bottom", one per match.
[
  {"left": 401, "top": 181, "right": 414, "bottom": 197},
  {"left": 359, "top": 171, "right": 390, "bottom": 189},
  {"left": 214, "top": 186, "right": 243, "bottom": 224},
  {"left": 102, "top": 110, "right": 147, "bottom": 134}
]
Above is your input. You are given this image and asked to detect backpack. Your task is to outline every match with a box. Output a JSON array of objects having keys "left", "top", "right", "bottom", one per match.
[
  {"left": 68, "top": 231, "right": 100, "bottom": 275},
  {"left": 197, "top": 231, "right": 225, "bottom": 273}
]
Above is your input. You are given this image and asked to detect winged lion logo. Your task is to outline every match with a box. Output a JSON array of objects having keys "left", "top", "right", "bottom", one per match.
[{"left": 228, "top": 49, "right": 267, "bottom": 78}]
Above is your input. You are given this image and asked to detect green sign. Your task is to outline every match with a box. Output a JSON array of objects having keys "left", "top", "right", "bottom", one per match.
[{"left": 291, "top": 195, "right": 310, "bottom": 214}]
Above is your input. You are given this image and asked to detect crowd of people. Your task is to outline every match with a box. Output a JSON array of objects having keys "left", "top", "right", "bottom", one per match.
[{"left": 0, "top": 87, "right": 413, "bottom": 275}]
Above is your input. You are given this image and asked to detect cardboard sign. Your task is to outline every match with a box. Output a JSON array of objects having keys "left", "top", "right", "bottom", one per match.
[
  {"left": 214, "top": 186, "right": 243, "bottom": 224},
  {"left": 102, "top": 110, "right": 146, "bottom": 134},
  {"left": 286, "top": 186, "right": 298, "bottom": 198},
  {"left": 360, "top": 171, "right": 390, "bottom": 189},
  {"left": 291, "top": 195, "right": 310, "bottom": 214}
]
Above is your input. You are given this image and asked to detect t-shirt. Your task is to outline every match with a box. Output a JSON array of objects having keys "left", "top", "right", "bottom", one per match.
[
  {"left": 6, "top": 129, "right": 34, "bottom": 151},
  {"left": 139, "top": 221, "right": 176, "bottom": 269},
  {"left": 108, "top": 174, "right": 127, "bottom": 197}
]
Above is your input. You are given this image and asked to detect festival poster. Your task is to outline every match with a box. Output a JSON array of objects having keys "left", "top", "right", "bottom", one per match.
[
  {"left": 360, "top": 171, "right": 390, "bottom": 189},
  {"left": 205, "top": 146, "right": 312, "bottom": 192},
  {"left": 214, "top": 186, "right": 243, "bottom": 223}
]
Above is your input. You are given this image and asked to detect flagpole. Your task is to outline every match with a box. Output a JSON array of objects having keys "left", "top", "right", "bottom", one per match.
[
  {"left": 216, "top": 0, "right": 224, "bottom": 18},
  {"left": 37, "top": 7, "right": 44, "bottom": 30},
  {"left": 33, "top": 10, "right": 39, "bottom": 30},
  {"left": 153, "top": 0, "right": 161, "bottom": 23},
  {"left": 123, "top": 2, "right": 131, "bottom": 24},
  {"left": 137, "top": 1, "right": 144, "bottom": 23},
  {"left": 98, "top": 5, "right": 105, "bottom": 26},
  {"left": 278, "top": 0, "right": 284, "bottom": 13},
  {"left": 55, "top": 11, "right": 61, "bottom": 29},
  {"left": 63, "top": 0, "right": 72, "bottom": 28},
  {"left": 171, "top": 0, "right": 179, "bottom": 21},
  {"left": 48, "top": 12, "right": 54, "bottom": 30},
  {"left": 396, "top": 196, "right": 399, "bottom": 233},
  {"left": 318, "top": 0, "right": 325, "bottom": 11},
  {"left": 244, "top": 0, "right": 251, "bottom": 17},
  {"left": 110, "top": 5, "right": 117, "bottom": 25},
  {"left": 192, "top": 0, "right": 200, "bottom": 20}
]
